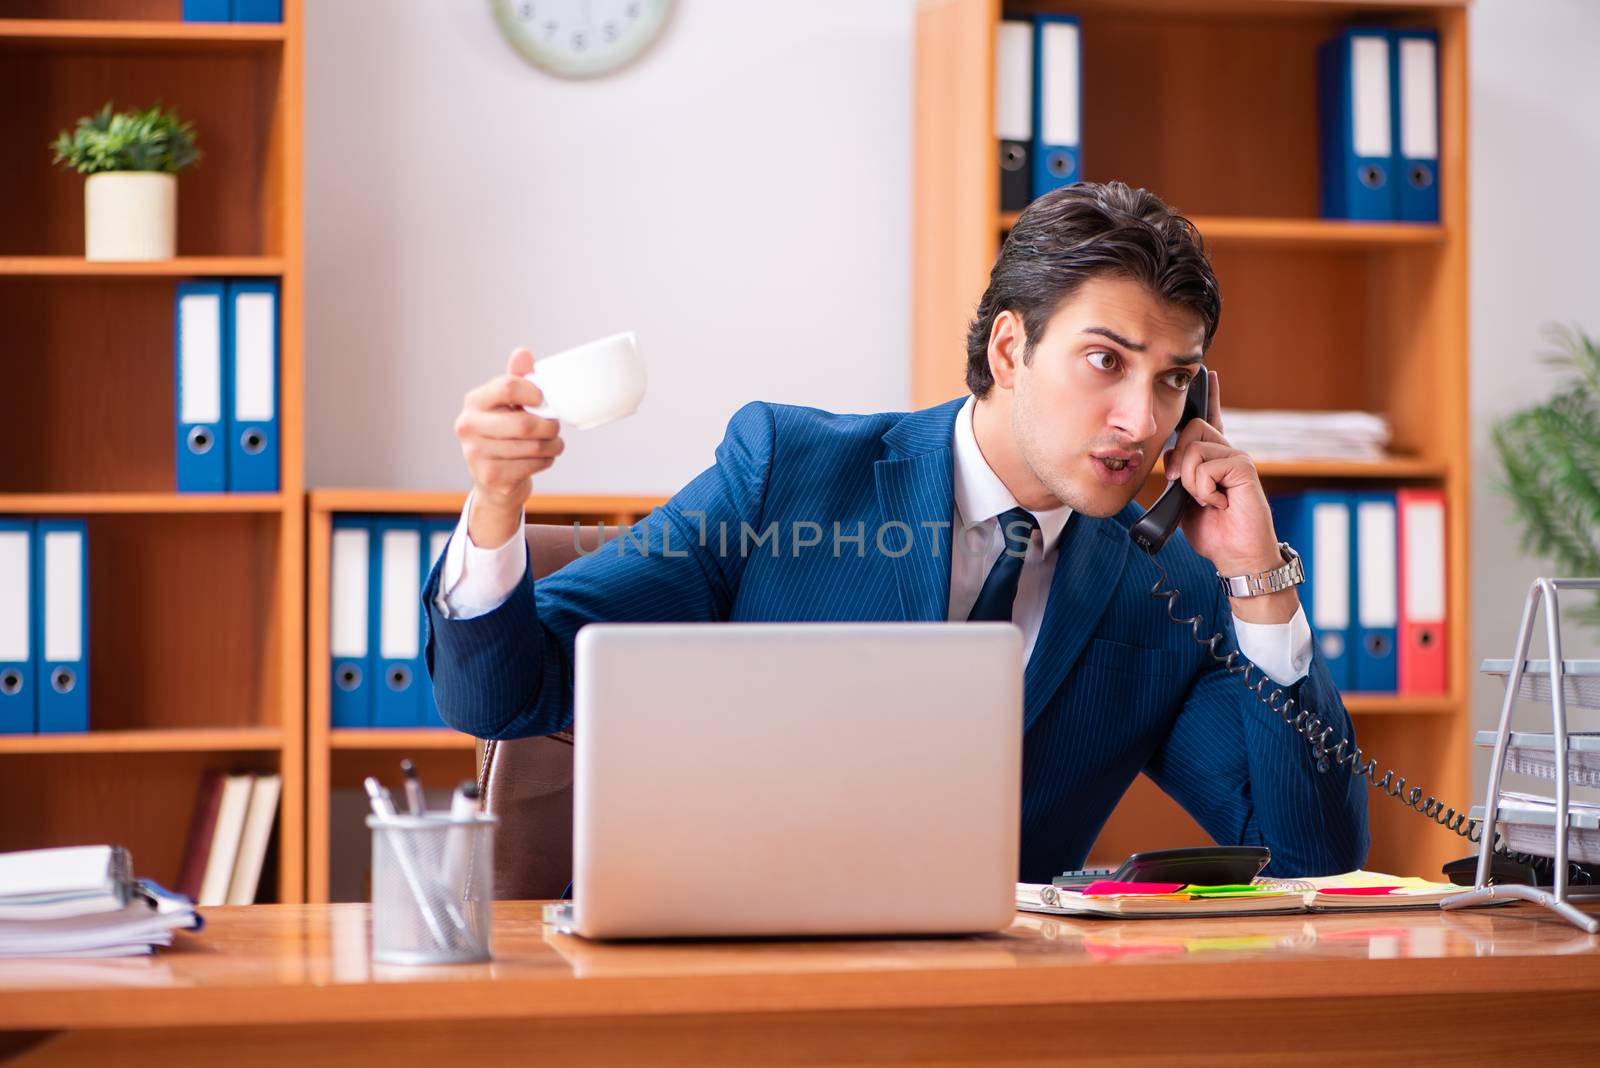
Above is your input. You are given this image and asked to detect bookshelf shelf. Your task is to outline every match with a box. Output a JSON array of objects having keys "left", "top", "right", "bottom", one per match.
[
  {"left": 311, "top": 488, "right": 666, "bottom": 518},
  {"left": 0, "top": 257, "right": 286, "bottom": 278},
  {"left": 1345, "top": 695, "right": 1459, "bottom": 716},
  {"left": 0, "top": 493, "right": 286, "bottom": 514},
  {"left": 1252, "top": 458, "right": 1448, "bottom": 480},
  {"left": 0, "top": 18, "right": 285, "bottom": 49},
  {"left": 0, "top": 0, "right": 305, "bottom": 902},
  {"left": 330, "top": 729, "right": 477, "bottom": 751},
  {"left": 916, "top": 0, "right": 1471, "bottom": 877},
  {"left": 0, "top": 727, "right": 285, "bottom": 754},
  {"left": 998, "top": 212, "right": 1448, "bottom": 249}
]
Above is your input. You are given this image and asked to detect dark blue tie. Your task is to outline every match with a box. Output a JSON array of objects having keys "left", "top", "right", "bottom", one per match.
[{"left": 966, "top": 507, "right": 1039, "bottom": 622}]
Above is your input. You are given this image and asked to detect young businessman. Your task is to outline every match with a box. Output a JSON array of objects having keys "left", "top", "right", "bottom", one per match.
[{"left": 425, "top": 181, "right": 1369, "bottom": 880}]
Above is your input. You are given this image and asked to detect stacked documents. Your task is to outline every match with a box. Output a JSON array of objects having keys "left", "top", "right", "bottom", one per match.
[
  {"left": 0, "top": 846, "right": 202, "bottom": 958},
  {"left": 1221, "top": 409, "right": 1391, "bottom": 462},
  {"left": 1017, "top": 870, "right": 1469, "bottom": 918}
]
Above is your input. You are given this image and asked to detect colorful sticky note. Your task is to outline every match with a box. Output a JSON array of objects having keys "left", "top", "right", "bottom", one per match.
[
  {"left": 1319, "top": 886, "right": 1405, "bottom": 896},
  {"left": 1080, "top": 880, "right": 1186, "bottom": 897}
]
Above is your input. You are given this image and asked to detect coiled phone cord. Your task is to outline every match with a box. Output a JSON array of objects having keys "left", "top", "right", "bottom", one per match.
[{"left": 1145, "top": 556, "right": 1583, "bottom": 880}]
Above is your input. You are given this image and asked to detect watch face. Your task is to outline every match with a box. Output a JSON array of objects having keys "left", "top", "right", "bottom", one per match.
[{"left": 491, "top": 0, "right": 673, "bottom": 79}]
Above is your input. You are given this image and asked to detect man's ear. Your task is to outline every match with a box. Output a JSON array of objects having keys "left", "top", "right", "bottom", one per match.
[{"left": 988, "top": 310, "right": 1026, "bottom": 391}]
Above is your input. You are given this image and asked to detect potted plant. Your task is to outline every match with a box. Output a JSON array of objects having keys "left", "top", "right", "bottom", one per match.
[
  {"left": 50, "top": 102, "right": 201, "bottom": 261},
  {"left": 1493, "top": 324, "right": 1600, "bottom": 625}
]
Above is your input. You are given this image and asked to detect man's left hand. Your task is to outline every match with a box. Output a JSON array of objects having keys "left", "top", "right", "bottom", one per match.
[{"left": 1164, "top": 369, "right": 1298, "bottom": 624}]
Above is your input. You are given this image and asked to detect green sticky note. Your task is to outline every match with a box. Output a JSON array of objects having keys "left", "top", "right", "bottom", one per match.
[{"left": 1182, "top": 884, "right": 1273, "bottom": 897}]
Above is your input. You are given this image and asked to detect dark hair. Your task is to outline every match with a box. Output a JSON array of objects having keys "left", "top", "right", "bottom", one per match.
[{"left": 964, "top": 181, "right": 1221, "bottom": 397}]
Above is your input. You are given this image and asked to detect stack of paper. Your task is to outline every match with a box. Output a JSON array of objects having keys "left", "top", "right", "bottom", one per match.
[
  {"left": 1016, "top": 870, "right": 1472, "bottom": 919},
  {"left": 0, "top": 846, "right": 202, "bottom": 958},
  {"left": 1016, "top": 880, "right": 1304, "bottom": 918},
  {"left": 1264, "top": 869, "right": 1470, "bottom": 911},
  {"left": 1221, "top": 409, "right": 1391, "bottom": 462}
]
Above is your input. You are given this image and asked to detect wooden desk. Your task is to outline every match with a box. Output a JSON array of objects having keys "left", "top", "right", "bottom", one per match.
[{"left": 3, "top": 901, "right": 1599, "bottom": 1066}]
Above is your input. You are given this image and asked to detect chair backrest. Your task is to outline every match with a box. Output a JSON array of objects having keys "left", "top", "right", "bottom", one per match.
[{"left": 476, "top": 521, "right": 613, "bottom": 900}]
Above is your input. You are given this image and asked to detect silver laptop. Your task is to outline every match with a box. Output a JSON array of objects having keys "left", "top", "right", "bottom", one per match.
[{"left": 570, "top": 622, "right": 1023, "bottom": 939}]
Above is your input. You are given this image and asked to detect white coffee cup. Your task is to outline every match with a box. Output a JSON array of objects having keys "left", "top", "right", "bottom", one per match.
[{"left": 522, "top": 331, "right": 647, "bottom": 430}]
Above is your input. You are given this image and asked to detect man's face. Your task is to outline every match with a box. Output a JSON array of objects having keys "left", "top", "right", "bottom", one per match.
[{"left": 999, "top": 275, "right": 1207, "bottom": 518}]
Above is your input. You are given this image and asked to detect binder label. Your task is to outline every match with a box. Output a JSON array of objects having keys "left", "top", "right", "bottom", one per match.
[
  {"left": 42, "top": 531, "right": 83, "bottom": 662},
  {"left": 1403, "top": 499, "right": 1445, "bottom": 621},
  {"left": 1400, "top": 37, "right": 1438, "bottom": 159},
  {"left": 1357, "top": 500, "right": 1398, "bottom": 627},
  {"left": 330, "top": 528, "right": 369, "bottom": 658},
  {"left": 234, "top": 291, "right": 277, "bottom": 422},
  {"left": 179, "top": 293, "right": 223, "bottom": 425},
  {"left": 1311, "top": 503, "right": 1350, "bottom": 630},
  {"left": 996, "top": 21, "right": 1034, "bottom": 143},
  {"left": 430, "top": 529, "right": 452, "bottom": 572},
  {"left": 1351, "top": 35, "right": 1392, "bottom": 158},
  {"left": 380, "top": 529, "right": 422, "bottom": 661},
  {"left": 0, "top": 532, "right": 27, "bottom": 661},
  {"left": 1040, "top": 20, "right": 1080, "bottom": 147}
]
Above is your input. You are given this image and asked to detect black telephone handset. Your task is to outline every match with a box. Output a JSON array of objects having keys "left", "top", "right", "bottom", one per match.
[
  {"left": 1121, "top": 371, "right": 1574, "bottom": 884},
  {"left": 1129, "top": 367, "right": 1209, "bottom": 555}
]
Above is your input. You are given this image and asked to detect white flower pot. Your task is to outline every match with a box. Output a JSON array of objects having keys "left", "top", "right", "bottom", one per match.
[{"left": 84, "top": 172, "right": 177, "bottom": 261}]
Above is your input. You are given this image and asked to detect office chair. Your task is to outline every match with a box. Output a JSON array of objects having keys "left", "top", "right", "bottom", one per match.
[{"left": 474, "top": 520, "right": 615, "bottom": 900}]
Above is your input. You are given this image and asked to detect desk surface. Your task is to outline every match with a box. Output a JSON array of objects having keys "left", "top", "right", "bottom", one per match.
[{"left": 3, "top": 901, "right": 1600, "bottom": 1032}]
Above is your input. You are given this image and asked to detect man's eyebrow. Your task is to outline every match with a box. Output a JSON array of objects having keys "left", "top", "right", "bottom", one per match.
[
  {"left": 1083, "top": 326, "right": 1203, "bottom": 366},
  {"left": 1082, "top": 326, "right": 1145, "bottom": 351}
]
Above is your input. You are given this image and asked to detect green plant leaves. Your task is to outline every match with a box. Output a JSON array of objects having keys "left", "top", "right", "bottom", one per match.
[
  {"left": 1493, "top": 324, "right": 1600, "bottom": 627},
  {"left": 49, "top": 101, "right": 202, "bottom": 176}
]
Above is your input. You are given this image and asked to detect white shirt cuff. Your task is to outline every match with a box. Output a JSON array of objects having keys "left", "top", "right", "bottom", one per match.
[
  {"left": 434, "top": 491, "right": 527, "bottom": 621},
  {"left": 1232, "top": 603, "right": 1313, "bottom": 687}
]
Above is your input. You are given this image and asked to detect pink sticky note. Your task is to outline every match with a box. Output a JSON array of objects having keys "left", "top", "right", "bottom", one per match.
[
  {"left": 1081, "top": 880, "right": 1187, "bottom": 896},
  {"left": 1319, "top": 886, "right": 1404, "bottom": 896}
]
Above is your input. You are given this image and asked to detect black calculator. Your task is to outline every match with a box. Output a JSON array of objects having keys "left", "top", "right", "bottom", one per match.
[{"left": 1051, "top": 846, "right": 1270, "bottom": 888}]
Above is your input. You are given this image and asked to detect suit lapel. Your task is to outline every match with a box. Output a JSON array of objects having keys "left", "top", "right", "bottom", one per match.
[
  {"left": 873, "top": 399, "right": 964, "bottom": 623},
  {"left": 873, "top": 452, "right": 954, "bottom": 622},
  {"left": 1023, "top": 513, "right": 1130, "bottom": 731}
]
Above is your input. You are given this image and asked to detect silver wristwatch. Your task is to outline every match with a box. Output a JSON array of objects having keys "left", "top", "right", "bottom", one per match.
[{"left": 1217, "top": 542, "right": 1305, "bottom": 598}]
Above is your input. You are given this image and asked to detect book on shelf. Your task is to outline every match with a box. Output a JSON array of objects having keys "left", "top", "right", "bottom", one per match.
[{"left": 178, "top": 769, "right": 280, "bottom": 907}]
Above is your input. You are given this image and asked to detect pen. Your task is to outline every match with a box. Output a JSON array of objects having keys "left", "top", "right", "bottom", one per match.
[
  {"left": 363, "top": 775, "right": 398, "bottom": 820},
  {"left": 441, "top": 780, "right": 481, "bottom": 896},
  {"left": 400, "top": 759, "right": 425, "bottom": 816},
  {"left": 364, "top": 776, "right": 455, "bottom": 949}
]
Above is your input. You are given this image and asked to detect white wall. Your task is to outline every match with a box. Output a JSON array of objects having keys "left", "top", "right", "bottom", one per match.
[
  {"left": 304, "top": 0, "right": 915, "bottom": 495},
  {"left": 1469, "top": 0, "right": 1600, "bottom": 797}
]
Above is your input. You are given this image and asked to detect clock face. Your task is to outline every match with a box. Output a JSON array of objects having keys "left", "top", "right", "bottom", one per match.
[{"left": 491, "top": 0, "right": 673, "bottom": 79}]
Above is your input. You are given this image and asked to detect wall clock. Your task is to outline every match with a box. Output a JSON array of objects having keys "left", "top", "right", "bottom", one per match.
[{"left": 491, "top": 0, "right": 673, "bottom": 79}]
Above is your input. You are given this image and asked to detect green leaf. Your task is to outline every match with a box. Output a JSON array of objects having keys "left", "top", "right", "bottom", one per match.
[
  {"left": 48, "top": 100, "right": 202, "bottom": 175},
  {"left": 1494, "top": 343, "right": 1600, "bottom": 626}
]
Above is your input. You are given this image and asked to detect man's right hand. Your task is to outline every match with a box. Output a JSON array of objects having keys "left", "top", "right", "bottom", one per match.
[{"left": 454, "top": 347, "right": 565, "bottom": 548}]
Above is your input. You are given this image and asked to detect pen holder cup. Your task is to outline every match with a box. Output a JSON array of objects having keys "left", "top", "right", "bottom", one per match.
[{"left": 367, "top": 812, "right": 497, "bottom": 965}]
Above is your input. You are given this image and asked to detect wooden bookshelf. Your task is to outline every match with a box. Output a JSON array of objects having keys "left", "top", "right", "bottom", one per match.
[
  {"left": 0, "top": 0, "right": 305, "bottom": 902},
  {"left": 305, "top": 489, "right": 665, "bottom": 903},
  {"left": 0, "top": 18, "right": 286, "bottom": 48},
  {"left": 0, "top": 256, "right": 288, "bottom": 276},
  {"left": 1002, "top": 212, "right": 1448, "bottom": 248},
  {"left": 914, "top": 0, "right": 1471, "bottom": 877}
]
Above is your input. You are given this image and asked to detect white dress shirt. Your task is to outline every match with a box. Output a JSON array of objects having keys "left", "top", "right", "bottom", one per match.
[{"left": 438, "top": 396, "right": 1313, "bottom": 685}]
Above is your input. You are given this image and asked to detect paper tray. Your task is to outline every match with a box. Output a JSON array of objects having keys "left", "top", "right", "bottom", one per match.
[
  {"left": 1480, "top": 659, "right": 1600, "bottom": 711},
  {"left": 1473, "top": 730, "right": 1600, "bottom": 788},
  {"left": 1472, "top": 795, "right": 1600, "bottom": 865}
]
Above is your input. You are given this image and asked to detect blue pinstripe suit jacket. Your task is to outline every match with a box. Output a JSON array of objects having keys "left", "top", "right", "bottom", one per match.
[{"left": 423, "top": 397, "right": 1369, "bottom": 880}]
